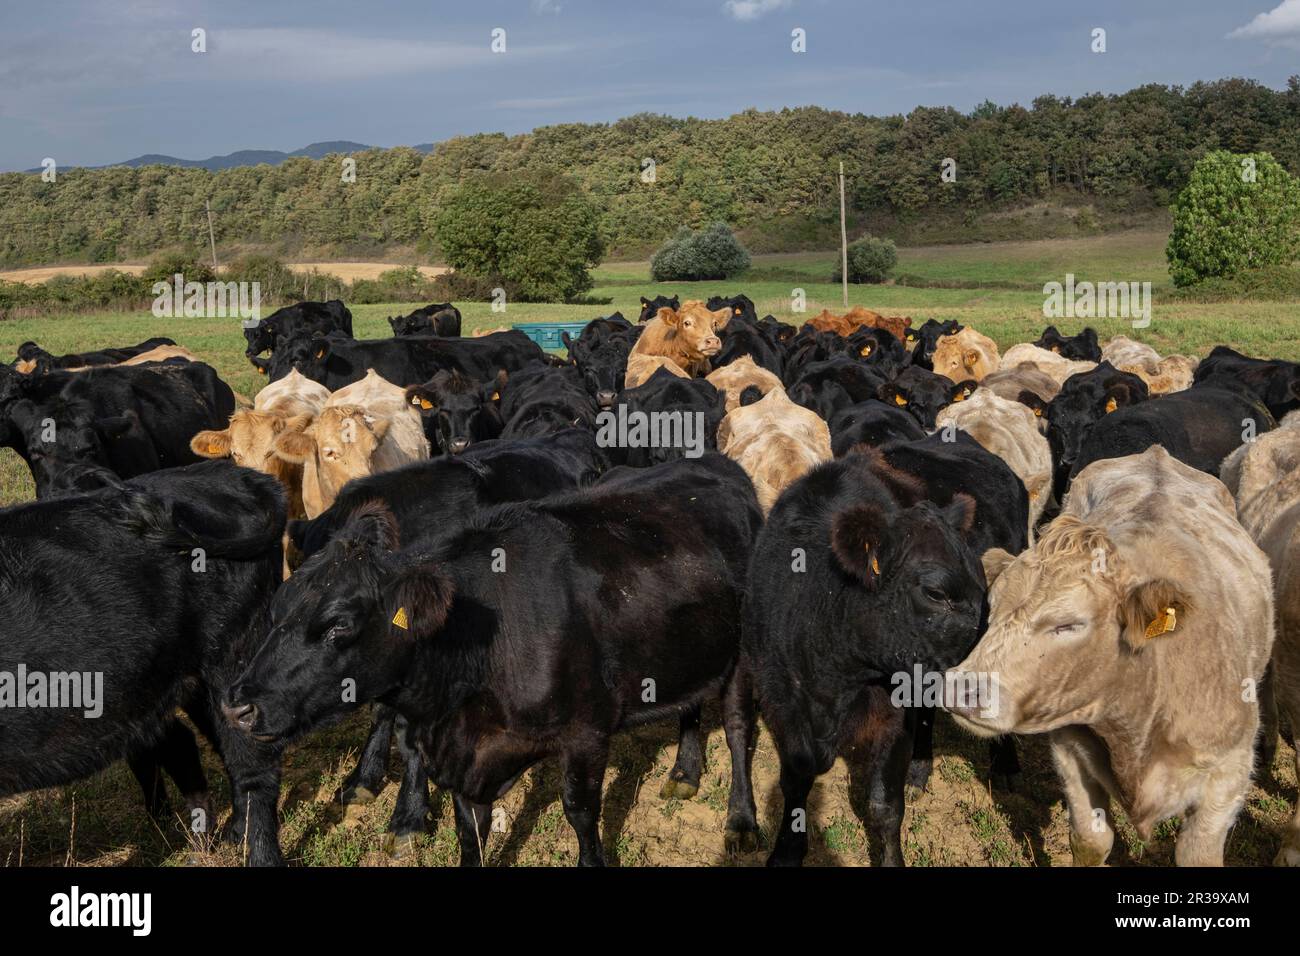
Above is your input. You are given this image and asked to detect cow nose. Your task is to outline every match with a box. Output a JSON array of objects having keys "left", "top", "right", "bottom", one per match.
[
  {"left": 596, "top": 390, "right": 616, "bottom": 408},
  {"left": 222, "top": 700, "right": 258, "bottom": 731},
  {"left": 704, "top": 337, "right": 721, "bottom": 352},
  {"left": 448, "top": 438, "right": 471, "bottom": 455}
]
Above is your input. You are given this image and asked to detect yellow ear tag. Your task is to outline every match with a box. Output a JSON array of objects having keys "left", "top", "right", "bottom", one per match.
[
  {"left": 734, "top": 307, "right": 742, "bottom": 315},
  {"left": 491, "top": 391, "right": 500, "bottom": 401},
  {"left": 411, "top": 395, "right": 421, "bottom": 405},
  {"left": 315, "top": 348, "right": 325, "bottom": 359},
  {"left": 1034, "top": 407, "right": 1042, "bottom": 417},
  {"left": 952, "top": 391, "right": 965, "bottom": 403},
  {"left": 258, "top": 367, "right": 267, "bottom": 375},
  {"left": 392, "top": 607, "right": 410, "bottom": 630},
  {"left": 1051, "top": 346, "right": 1061, "bottom": 354},
  {"left": 1144, "top": 607, "right": 1176, "bottom": 639},
  {"left": 871, "top": 555, "right": 880, "bottom": 575},
  {"left": 1105, "top": 397, "right": 1118, "bottom": 414},
  {"left": 419, "top": 399, "right": 433, "bottom": 410},
  {"left": 894, "top": 394, "right": 908, "bottom": 407},
  {"left": 860, "top": 346, "right": 872, "bottom": 357}
]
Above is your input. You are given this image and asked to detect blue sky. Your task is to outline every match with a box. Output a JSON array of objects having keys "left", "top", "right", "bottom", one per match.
[{"left": 0, "top": 0, "right": 1296, "bottom": 171}]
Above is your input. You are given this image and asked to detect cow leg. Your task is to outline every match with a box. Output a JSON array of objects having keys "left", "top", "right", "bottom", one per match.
[
  {"left": 1176, "top": 753, "right": 1251, "bottom": 867},
  {"left": 856, "top": 704, "right": 912, "bottom": 867},
  {"left": 560, "top": 738, "right": 609, "bottom": 867},
  {"left": 721, "top": 663, "right": 760, "bottom": 855},
  {"left": 660, "top": 704, "right": 703, "bottom": 800},
  {"left": 452, "top": 793, "right": 494, "bottom": 867},
  {"left": 768, "top": 747, "right": 817, "bottom": 868},
  {"left": 988, "top": 735, "right": 1023, "bottom": 791},
  {"left": 381, "top": 713, "right": 431, "bottom": 859},
  {"left": 1270, "top": 642, "right": 1300, "bottom": 865},
  {"left": 214, "top": 718, "right": 284, "bottom": 867},
  {"left": 127, "top": 751, "right": 170, "bottom": 819},
  {"left": 1050, "top": 727, "right": 1115, "bottom": 867},
  {"left": 153, "top": 719, "right": 212, "bottom": 835},
  {"left": 340, "top": 704, "right": 395, "bottom": 805},
  {"left": 906, "top": 706, "right": 935, "bottom": 799},
  {"left": 1256, "top": 662, "right": 1279, "bottom": 775}
]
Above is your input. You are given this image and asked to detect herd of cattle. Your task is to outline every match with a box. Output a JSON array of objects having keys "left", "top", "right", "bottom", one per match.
[{"left": 1, "top": 292, "right": 1298, "bottom": 867}]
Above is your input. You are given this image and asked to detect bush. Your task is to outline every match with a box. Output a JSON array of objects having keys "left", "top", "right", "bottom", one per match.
[
  {"left": 832, "top": 235, "right": 897, "bottom": 284},
  {"left": 430, "top": 271, "right": 523, "bottom": 303},
  {"left": 140, "top": 249, "right": 215, "bottom": 286},
  {"left": 434, "top": 168, "right": 604, "bottom": 302},
  {"left": 1167, "top": 150, "right": 1300, "bottom": 288},
  {"left": 650, "top": 222, "right": 750, "bottom": 282},
  {"left": 221, "top": 253, "right": 302, "bottom": 303}
]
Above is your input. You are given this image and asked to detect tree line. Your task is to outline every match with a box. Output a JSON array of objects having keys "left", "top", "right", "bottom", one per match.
[{"left": 1, "top": 76, "right": 1297, "bottom": 268}]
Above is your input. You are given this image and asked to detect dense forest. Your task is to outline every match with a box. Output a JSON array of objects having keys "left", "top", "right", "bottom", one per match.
[{"left": 1, "top": 77, "right": 1297, "bottom": 267}]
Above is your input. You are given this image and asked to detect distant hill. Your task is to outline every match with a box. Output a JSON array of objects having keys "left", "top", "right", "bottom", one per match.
[{"left": 24, "top": 141, "right": 436, "bottom": 173}]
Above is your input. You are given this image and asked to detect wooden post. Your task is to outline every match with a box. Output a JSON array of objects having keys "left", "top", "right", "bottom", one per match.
[
  {"left": 205, "top": 199, "right": 218, "bottom": 271},
  {"left": 838, "top": 161, "right": 848, "bottom": 309}
]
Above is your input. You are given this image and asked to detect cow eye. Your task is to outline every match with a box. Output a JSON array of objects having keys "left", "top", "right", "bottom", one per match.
[
  {"left": 324, "top": 622, "right": 354, "bottom": 645},
  {"left": 1050, "top": 622, "right": 1083, "bottom": 636},
  {"left": 922, "top": 585, "right": 947, "bottom": 603}
]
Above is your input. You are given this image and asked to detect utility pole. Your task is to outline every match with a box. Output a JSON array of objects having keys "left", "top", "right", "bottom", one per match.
[
  {"left": 838, "top": 161, "right": 848, "bottom": 309},
  {"left": 205, "top": 199, "right": 218, "bottom": 271}
]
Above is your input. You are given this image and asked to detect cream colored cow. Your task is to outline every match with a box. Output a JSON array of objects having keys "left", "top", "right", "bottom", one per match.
[
  {"left": 932, "top": 327, "right": 1000, "bottom": 383},
  {"left": 705, "top": 355, "right": 783, "bottom": 413},
  {"left": 717, "top": 387, "right": 831, "bottom": 514},
  {"left": 272, "top": 369, "right": 430, "bottom": 518}
]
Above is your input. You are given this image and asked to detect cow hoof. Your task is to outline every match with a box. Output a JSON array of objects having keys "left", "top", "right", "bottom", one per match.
[
  {"left": 1069, "top": 832, "right": 1109, "bottom": 867},
  {"left": 1274, "top": 842, "right": 1300, "bottom": 866},
  {"left": 724, "top": 827, "right": 760, "bottom": 855},
  {"left": 659, "top": 776, "right": 699, "bottom": 801},
  {"left": 340, "top": 784, "right": 379, "bottom": 806},
  {"left": 380, "top": 833, "right": 419, "bottom": 860}
]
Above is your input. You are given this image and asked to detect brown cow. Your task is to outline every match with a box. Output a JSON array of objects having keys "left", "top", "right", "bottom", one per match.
[
  {"left": 948, "top": 446, "right": 1274, "bottom": 866},
  {"left": 932, "top": 327, "right": 1000, "bottom": 383},
  {"left": 804, "top": 306, "right": 911, "bottom": 342},
  {"left": 627, "top": 300, "right": 731, "bottom": 379}
]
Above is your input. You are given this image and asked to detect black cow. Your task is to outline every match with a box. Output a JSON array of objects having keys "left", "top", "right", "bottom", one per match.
[
  {"left": 737, "top": 451, "right": 987, "bottom": 865},
  {"left": 405, "top": 369, "right": 504, "bottom": 454},
  {"left": 387, "top": 303, "right": 463, "bottom": 338},
  {"left": 908, "top": 319, "right": 962, "bottom": 370},
  {"left": 565, "top": 334, "right": 631, "bottom": 408},
  {"left": 878, "top": 366, "right": 976, "bottom": 430},
  {"left": 285, "top": 429, "right": 606, "bottom": 848},
  {"left": 499, "top": 362, "right": 600, "bottom": 438},
  {"left": 1068, "top": 385, "right": 1275, "bottom": 488},
  {"left": 276, "top": 331, "right": 544, "bottom": 389},
  {"left": 846, "top": 327, "right": 910, "bottom": 376},
  {"left": 243, "top": 300, "right": 352, "bottom": 369},
  {"left": 714, "top": 320, "right": 785, "bottom": 378},
  {"left": 829, "top": 401, "right": 926, "bottom": 457},
  {"left": 0, "top": 460, "right": 288, "bottom": 866},
  {"left": 226, "top": 453, "right": 762, "bottom": 866},
  {"left": 638, "top": 294, "right": 679, "bottom": 323},
  {"left": 3, "top": 362, "right": 236, "bottom": 498},
  {"left": 1045, "top": 363, "right": 1149, "bottom": 502},
  {"left": 1192, "top": 346, "right": 1300, "bottom": 421},
  {"left": 706, "top": 294, "right": 757, "bottom": 323},
  {"left": 1034, "top": 325, "right": 1101, "bottom": 361},
  {"left": 14, "top": 336, "right": 177, "bottom": 372},
  {"left": 610, "top": 368, "right": 726, "bottom": 467},
  {"left": 787, "top": 357, "right": 889, "bottom": 421}
]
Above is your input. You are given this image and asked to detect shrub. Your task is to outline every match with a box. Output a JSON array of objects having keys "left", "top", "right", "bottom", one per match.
[
  {"left": 434, "top": 168, "right": 604, "bottom": 302},
  {"left": 140, "top": 249, "right": 215, "bottom": 286},
  {"left": 1166, "top": 150, "right": 1300, "bottom": 288},
  {"left": 832, "top": 235, "right": 897, "bottom": 284},
  {"left": 221, "top": 254, "right": 302, "bottom": 303},
  {"left": 430, "top": 271, "right": 523, "bottom": 304},
  {"left": 650, "top": 222, "right": 750, "bottom": 282}
]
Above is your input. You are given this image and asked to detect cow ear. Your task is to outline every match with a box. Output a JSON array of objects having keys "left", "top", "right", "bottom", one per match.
[
  {"left": 1017, "top": 390, "right": 1047, "bottom": 418},
  {"left": 950, "top": 380, "right": 977, "bottom": 403},
  {"left": 273, "top": 427, "right": 316, "bottom": 464},
  {"left": 830, "top": 502, "right": 891, "bottom": 590},
  {"left": 385, "top": 561, "right": 455, "bottom": 641},
  {"left": 1118, "top": 578, "right": 1192, "bottom": 652},
  {"left": 1104, "top": 381, "right": 1142, "bottom": 412},
  {"left": 369, "top": 416, "right": 392, "bottom": 443},
  {"left": 98, "top": 413, "right": 137, "bottom": 439},
  {"left": 981, "top": 548, "right": 1015, "bottom": 586},
  {"left": 712, "top": 307, "right": 732, "bottom": 329},
  {"left": 191, "top": 429, "right": 232, "bottom": 458},
  {"left": 406, "top": 386, "right": 435, "bottom": 411},
  {"left": 657, "top": 307, "right": 681, "bottom": 328},
  {"left": 640, "top": 297, "right": 650, "bottom": 308},
  {"left": 878, "top": 382, "right": 908, "bottom": 408},
  {"left": 962, "top": 349, "right": 981, "bottom": 369},
  {"left": 312, "top": 339, "right": 332, "bottom": 361},
  {"left": 943, "top": 492, "right": 976, "bottom": 533}
]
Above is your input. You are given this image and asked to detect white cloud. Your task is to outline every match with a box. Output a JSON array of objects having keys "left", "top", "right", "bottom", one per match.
[
  {"left": 1227, "top": 0, "right": 1300, "bottom": 41},
  {"left": 723, "top": 0, "right": 791, "bottom": 22},
  {"left": 532, "top": 0, "right": 563, "bottom": 13}
]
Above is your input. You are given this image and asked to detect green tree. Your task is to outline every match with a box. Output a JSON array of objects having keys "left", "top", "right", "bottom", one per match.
[
  {"left": 1166, "top": 150, "right": 1300, "bottom": 287},
  {"left": 832, "top": 235, "right": 897, "bottom": 283},
  {"left": 650, "top": 221, "right": 750, "bottom": 281},
  {"left": 433, "top": 168, "right": 604, "bottom": 301}
]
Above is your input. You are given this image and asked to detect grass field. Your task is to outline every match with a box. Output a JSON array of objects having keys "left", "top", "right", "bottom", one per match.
[{"left": 2, "top": 227, "right": 1297, "bottom": 866}]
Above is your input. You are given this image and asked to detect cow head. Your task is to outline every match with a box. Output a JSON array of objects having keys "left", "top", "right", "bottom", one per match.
[
  {"left": 656, "top": 301, "right": 730, "bottom": 361},
  {"left": 272, "top": 406, "right": 391, "bottom": 517},
  {"left": 946, "top": 515, "right": 1193, "bottom": 736},
  {"left": 932, "top": 329, "right": 998, "bottom": 383},
  {"left": 223, "top": 503, "right": 455, "bottom": 744},
  {"left": 879, "top": 368, "right": 976, "bottom": 430},
  {"left": 638, "top": 294, "right": 680, "bottom": 323},
  {"left": 191, "top": 408, "right": 307, "bottom": 485},
  {"left": 1045, "top": 363, "right": 1148, "bottom": 499},
  {"left": 568, "top": 337, "right": 628, "bottom": 408},
  {"left": 5, "top": 397, "right": 154, "bottom": 498},
  {"left": 405, "top": 369, "right": 504, "bottom": 455},
  {"left": 829, "top": 491, "right": 985, "bottom": 676}
]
